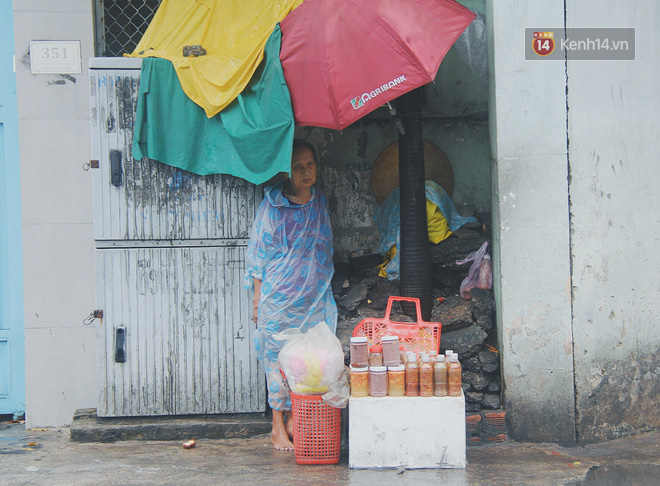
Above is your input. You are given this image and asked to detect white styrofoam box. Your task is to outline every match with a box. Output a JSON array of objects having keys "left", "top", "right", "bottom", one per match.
[{"left": 349, "top": 394, "right": 466, "bottom": 469}]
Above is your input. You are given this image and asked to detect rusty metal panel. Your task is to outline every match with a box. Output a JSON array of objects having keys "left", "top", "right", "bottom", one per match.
[
  {"left": 95, "top": 246, "right": 265, "bottom": 417},
  {"left": 91, "top": 59, "right": 264, "bottom": 417},
  {"left": 89, "top": 63, "right": 259, "bottom": 241}
]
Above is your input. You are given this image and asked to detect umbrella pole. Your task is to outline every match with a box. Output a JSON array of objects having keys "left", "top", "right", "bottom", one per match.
[{"left": 397, "top": 88, "right": 433, "bottom": 321}]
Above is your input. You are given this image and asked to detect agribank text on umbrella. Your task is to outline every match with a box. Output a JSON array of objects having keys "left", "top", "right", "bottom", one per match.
[{"left": 350, "top": 75, "right": 407, "bottom": 110}]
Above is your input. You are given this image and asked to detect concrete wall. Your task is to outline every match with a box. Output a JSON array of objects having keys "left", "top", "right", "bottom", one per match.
[
  {"left": 489, "top": 0, "right": 660, "bottom": 444},
  {"left": 13, "top": 0, "right": 96, "bottom": 427},
  {"left": 487, "top": 0, "right": 576, "bottom": 443},
  {"left": 566, "top": 2, "right": 660, "bottom": 443}
]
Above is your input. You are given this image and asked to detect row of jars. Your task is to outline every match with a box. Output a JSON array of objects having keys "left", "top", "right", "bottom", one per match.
[
  {"left": 349, "top": 335, "right": 404, "bottom": 368},
  {"left": 349, "top": 336, "right": 463, "bottom": 398}
]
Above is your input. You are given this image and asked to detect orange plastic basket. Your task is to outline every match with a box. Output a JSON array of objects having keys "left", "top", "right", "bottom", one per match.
[
  {"left": 352, "top": 296, "right": 442, "bottom": 355},
  {"left": 291, "top": 393, "right": 341, "bottom": 465}
]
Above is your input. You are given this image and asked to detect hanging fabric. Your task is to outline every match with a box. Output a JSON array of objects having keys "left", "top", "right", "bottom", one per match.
[
  {"left": 127, "top": 0, "right": 302, "bottom": 118},
  {"left": 132, "top": 25, "right": 294, "bottom": 184}
]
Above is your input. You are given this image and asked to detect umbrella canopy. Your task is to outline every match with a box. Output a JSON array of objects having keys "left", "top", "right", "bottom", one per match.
[{"left": 279, "top": 0, "right": 476, "bottom": 130}]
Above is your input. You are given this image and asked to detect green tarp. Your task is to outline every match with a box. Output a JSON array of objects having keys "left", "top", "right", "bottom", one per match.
[{"left": 132, "top": 25, "right": 294, "bottom": 184}]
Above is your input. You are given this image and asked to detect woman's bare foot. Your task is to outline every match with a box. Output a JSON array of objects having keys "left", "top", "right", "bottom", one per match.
[
  {"left": 272, "top": 427, "right": 294, "bottom": 451},
  {"left": 272, "top": 410, "right": 294, "bottom": 451}
]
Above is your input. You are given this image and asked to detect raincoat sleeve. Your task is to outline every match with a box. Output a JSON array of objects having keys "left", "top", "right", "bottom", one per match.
[{"left": 245, "top": 196, "right": 281, "bottom": 291}]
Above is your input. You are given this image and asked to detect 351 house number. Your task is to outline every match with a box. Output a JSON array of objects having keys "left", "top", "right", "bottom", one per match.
[
  {"left": 29, "top": 41, "right": 81, "bottom": 74},
  {"left": 38, "top": 46, "right": 71, "bottom": 59}
]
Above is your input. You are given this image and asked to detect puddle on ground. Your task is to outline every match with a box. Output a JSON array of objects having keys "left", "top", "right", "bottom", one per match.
[
  {"left": 0, "top": 422, "right": 41, "bottom": 454},
  {"left": 567, "top": 464, "right": 660, "bottom": 485}
]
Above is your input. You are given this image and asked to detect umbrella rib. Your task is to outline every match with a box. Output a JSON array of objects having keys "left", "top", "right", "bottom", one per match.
[{"left": 324, "top": 3, "right": 342, "bottom": 129}]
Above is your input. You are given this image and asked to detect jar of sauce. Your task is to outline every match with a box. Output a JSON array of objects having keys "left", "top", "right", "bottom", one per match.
[
  {"left": 399, "top": 345, "right": 407, "bottom": 365},
  {"left": 447, "top": 353, "right": 462, "bottom": 397},
  {"left": 433, "top": 354, "right": 448, "bottom": 397},
  {"left": 368, "top": 366, "right": 388, "bottom": 397},
  {"left": 350, "top": 366, "right": 369, "bottom": 397},
  {"left": 405, "top": 356, "right": 419, "bottom": 397},
  {"left": 369, "top": 345, "right": 383, "bottom": 367},
  {"left": 350, "top": 336, "right": 369, "bottom": 368},
  {"left": 387, "top": 365, "right": 406, "bottom": 396},
  {"left": 381, "top": 335, "right": 400, "bottom": 367},
  {"left": 419, "top": 354, "right": 434, "bottom": 397}
]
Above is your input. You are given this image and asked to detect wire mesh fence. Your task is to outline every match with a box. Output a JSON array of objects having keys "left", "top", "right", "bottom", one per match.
[{"left": 94, "top": 0, "right": 161, "bottom": 57}]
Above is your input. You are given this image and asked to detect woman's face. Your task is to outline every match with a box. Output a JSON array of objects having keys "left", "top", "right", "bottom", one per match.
[{"left": 290, "top": 146, "right": 317, "bottom": 191}]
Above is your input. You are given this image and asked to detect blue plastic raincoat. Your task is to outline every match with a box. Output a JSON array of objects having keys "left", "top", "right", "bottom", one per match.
[{"left": 245, "top": 182, "right": 337, "bottom": 410}]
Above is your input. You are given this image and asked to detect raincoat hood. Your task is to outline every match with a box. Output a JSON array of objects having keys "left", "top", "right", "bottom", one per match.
[{"left": 265, "top": 182, "right": 317, "bottom": 208}]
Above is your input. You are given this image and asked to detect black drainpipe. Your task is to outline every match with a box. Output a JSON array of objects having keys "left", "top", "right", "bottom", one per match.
[{"left": 397, "top": 87, "right": 433, "bottom": 321}]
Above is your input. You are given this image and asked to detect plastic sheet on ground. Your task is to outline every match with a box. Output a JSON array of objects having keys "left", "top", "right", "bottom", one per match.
[{"left": 375, "top": 180, "right": 478, "bottom": 280}]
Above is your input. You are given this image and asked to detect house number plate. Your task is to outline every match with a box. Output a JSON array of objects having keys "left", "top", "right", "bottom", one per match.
[{"left": 29, "top": 41, "right": 81, "bottom": 74}]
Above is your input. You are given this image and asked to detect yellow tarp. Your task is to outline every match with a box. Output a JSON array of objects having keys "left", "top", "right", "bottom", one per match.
[
  {"left": 127, "top": 0, "right": 303, "bottom": 118},
  {"left": 426, "top": 198, "right": 452, "bottom": 244},
  {"left": 377, "top": 199, "right": 452, "bottom": 278}
]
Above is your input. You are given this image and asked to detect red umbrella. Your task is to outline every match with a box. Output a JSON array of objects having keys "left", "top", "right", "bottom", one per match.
[{"left": 279, "top": 0, "right": 476, "bottom": 130}]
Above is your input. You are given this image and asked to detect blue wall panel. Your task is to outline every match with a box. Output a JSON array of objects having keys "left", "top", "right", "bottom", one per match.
[{"left": 0, "top": 0, "right": 25, "bottom": 415}]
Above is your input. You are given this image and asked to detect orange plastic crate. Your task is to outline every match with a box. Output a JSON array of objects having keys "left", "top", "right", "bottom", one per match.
[
  {"left": 291, "top": 393, "right": 341, "bottom": 465},
  {"left": 352, "top": 296, "right": 441, "bottom": 355}
]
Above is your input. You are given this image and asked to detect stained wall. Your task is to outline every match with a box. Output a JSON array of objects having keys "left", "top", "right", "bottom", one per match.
[
  {"left": 488, "top": 0, "right": 660, "bottom": 443},
  {"left": 566, "top": 1, "right": 660, "bottom": 443}
]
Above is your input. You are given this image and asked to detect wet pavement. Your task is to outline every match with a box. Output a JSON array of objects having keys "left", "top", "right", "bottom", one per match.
[{"left": 1, "top": 421, "right": 658, "bottom": 485}]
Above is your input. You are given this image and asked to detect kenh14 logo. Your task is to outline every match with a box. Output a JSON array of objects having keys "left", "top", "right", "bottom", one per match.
[{"left": 533, "top": 32, "right": 555, "bottom": 56}]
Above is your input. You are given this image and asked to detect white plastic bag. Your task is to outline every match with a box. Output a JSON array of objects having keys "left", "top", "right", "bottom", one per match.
[
  {"left": 453, "top": 9, "right": 487, "bottom": 82},
  {"left": 321, "top": 366, "right": 351, "bottom": 408},
  {"left": 456, "top": 241, "right": 492, "bottom": 300},
  {"left": 276, "top": 322, "right": 345, "bottom": 397},
  {"left": 322, "top": 366, "right": 350, "bottom": 409}
]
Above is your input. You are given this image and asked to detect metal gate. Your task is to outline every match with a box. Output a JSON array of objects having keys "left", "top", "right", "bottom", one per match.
[{"left": 89, "top": 58, "right": 265, "bottom": 416}]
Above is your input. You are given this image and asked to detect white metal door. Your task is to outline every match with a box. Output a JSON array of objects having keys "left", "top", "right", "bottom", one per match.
[
  {"left": 95, "top": 245, "right": 264, "bottom": 416},
  {"left": 90, "top": 58, "right": 264, "bottom": 416}
]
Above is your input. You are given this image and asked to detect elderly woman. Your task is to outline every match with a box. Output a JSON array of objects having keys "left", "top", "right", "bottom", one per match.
[{"left": 245, "top": 139, "right": 337, "bottom": 451}]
